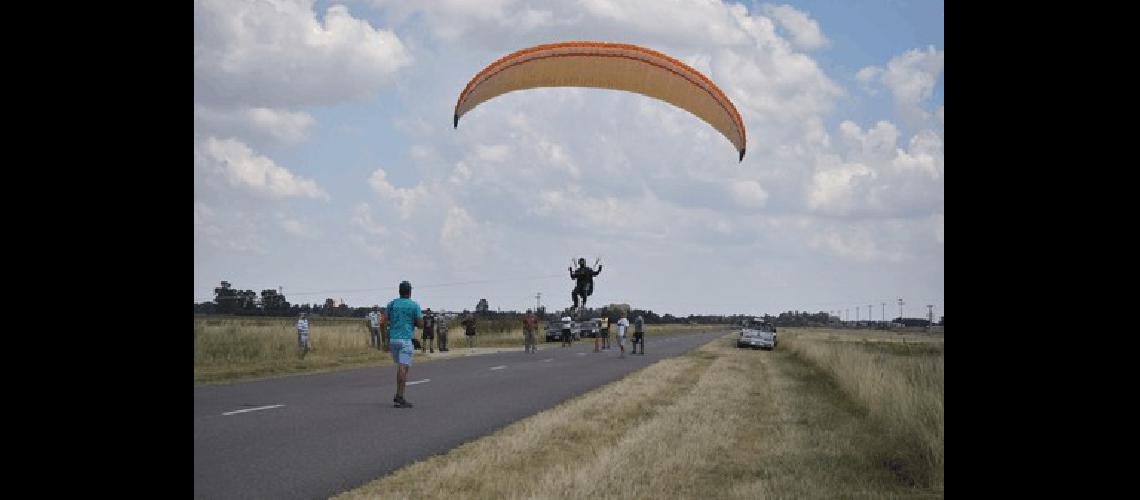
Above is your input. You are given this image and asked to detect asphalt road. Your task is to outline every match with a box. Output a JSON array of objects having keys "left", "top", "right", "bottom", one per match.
[{"left": 194, "top": 329, "right": 729, "bottom": 499}]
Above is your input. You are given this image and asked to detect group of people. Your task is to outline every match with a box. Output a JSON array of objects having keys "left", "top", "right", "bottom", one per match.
[
  {"left": 290, "top": 258, "right": 620, "bottom": 408},
  {"left": 597, "top": 313, "right": 646, "bottom": 358}
]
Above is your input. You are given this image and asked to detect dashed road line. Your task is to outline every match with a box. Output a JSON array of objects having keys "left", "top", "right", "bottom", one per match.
[{"left": 223, "top": 404, "right": 283, "bottom": 416}]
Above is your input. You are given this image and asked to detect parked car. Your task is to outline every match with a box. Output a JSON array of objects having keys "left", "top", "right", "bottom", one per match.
[{"left": 737, "top": 317, "right": 777, "bottom": 350}]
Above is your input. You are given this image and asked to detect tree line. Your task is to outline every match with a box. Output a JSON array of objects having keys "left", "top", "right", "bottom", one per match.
[{"left": 194, "top": 281, "right": 943, "bottom": 327}]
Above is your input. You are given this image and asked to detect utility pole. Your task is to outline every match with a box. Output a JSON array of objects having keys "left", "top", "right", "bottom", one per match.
[
  {"left": 927, "top": 304, "right": 934, "bottom": 332},
  {"left": 856, "top": 306, "right": 859, "bottom": 322},
  {"left": 881, "top": 302, "right": 886, "bottom": 322},
  {"left": 868, "top": 305, "right": 873, "bottom": 325}
]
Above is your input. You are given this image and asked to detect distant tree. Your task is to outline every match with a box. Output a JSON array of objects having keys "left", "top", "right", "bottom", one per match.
[
  {"left": 214, "top": 281, "right": 240, "bottom": 313},
  {"left": 260, "top": 289, "right": 289, "bottom": 312}
]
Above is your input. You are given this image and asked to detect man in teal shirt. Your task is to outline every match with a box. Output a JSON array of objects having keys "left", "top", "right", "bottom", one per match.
[{"left": 383, "top": 281, "right": 423, "bottom": 408}]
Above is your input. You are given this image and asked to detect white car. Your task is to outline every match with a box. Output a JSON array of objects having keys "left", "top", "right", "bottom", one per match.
[{"left": 737, "top": 318, "right": 777, "bottom": 350}]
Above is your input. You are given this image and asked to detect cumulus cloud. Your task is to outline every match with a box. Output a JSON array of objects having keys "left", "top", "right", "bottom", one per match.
[
  {"left": 760, "top": 4, "right": 829, "bottom": 51},
  {"left": 439, "top": 204, "right": 496, "bottom": 263},
  {"left": 807, "top": 155, "right": 875, "bottom": 214},
  {"left": 351, "top": 203, "right": 389, "bottom": 237},
  {"left": 368, "top": 168, "right": 429, "bottom": 219},
  {"left": 194, "top": 0, "right": 412, "bottom": 108},
  {"left": 728, "top": 180, "right": 770, "bottom": 209},
  {"left": 198, "top": 137, "right": 329, "bottom": 200},
  {"left": 857, "top": 46, "right": 944, "bottom": 123},
  {"left": 806, "top": 119, "right": 943, "bottom": 218},
  {"left": 194, "top": 105, "right": 315, "bottom": 145}
]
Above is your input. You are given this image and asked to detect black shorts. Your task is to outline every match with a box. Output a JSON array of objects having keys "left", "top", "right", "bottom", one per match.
[
  {"left": 574, "top": 283, "right": 593, "bottom": 297},
  {"left": 423, "top": 329, "right": 435, "bottom": 339}
]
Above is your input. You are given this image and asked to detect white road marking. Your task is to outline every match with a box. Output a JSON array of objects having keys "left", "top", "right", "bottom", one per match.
[
  {"left": 407, "top": 379, "right": 431, "bottom": 385},
  {"left": 490, "top": 365, "right": 507, "bottom": 370},
  {"left": 542, "top": 359, "right": 553, "bottom": 362},
  {"left": 577, "top": 352, "right": 586, "bottom": 356},
  {"left": 223, "top": 404, "right": 283, "bottom": 416}
]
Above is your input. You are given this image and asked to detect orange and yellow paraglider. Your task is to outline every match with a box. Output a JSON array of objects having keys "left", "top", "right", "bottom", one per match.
[{"left": 454, "top": 41, "right": 747, "bottom": 161}]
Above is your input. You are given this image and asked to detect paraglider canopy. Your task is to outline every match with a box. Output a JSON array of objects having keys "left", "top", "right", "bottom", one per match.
[{"left": 454, "top": 41, "right": 747, "bottom": 161}]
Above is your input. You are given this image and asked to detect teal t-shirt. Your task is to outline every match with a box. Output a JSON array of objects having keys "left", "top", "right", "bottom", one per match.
[{"left": 385, "top": 297, "right": 422, "bottom": 341}]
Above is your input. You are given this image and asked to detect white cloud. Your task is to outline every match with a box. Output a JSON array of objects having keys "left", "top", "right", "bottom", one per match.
[
  {"left": 198, "top": 137, "right": 329, "bottom": 200},
  {"left": 808, "top": 119, "right": 943, "bottom": 217},
  {"left": 367, "top": 168, "right": 428, "bottom": 219},
  {"left": 449, "top": 161, "right": 473, "bottom": 185},
  {"left": 839, "top": 120, "right": 900, "bottom": 163},
  {"left": 857, "top": 46, "right": 944, "bottom": 123},
  {"left": 194, "top": 105, "right": 315, "bottom": 145},
  {"left": 760, "top": 4, "right": 829, "bottom": 51},
  {"left": 194, "top": 0, "right": 412, "bottom": 108},
  {"left": 856, "top": 66, "right": 882, "bottom": 84},
  {"left": 892, "top": 129, "right": 943, "bottom": 179},
  {"left": 729, "top": 180, "right": 769, "bottom": 208},
  {"left": 807, "top": 155, "right": 875, "bottom": 214},
  {"left": 350, "top": 203, "right": 389, "bottom": 237},
  {"left": 439, "top": 204, "right": 493, "bottom": 262}
]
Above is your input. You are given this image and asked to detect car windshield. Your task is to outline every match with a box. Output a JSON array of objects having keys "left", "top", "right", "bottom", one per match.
[{"left": 744, "top": 321, "right": 772, "bottom": 331}]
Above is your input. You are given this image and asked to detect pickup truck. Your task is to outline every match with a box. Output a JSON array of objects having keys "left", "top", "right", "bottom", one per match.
[{"left": 737, "top": 318, "right": 777, "bottom": 350}]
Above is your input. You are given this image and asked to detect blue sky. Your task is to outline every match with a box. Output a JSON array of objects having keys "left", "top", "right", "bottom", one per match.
[{"left": 195, "top": 0, "right": 944, "bottom": 319}]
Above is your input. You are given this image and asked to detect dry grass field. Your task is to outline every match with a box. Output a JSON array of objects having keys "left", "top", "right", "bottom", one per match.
[{"left": 334, "top": 327, "right": 944, "bottom": 499}]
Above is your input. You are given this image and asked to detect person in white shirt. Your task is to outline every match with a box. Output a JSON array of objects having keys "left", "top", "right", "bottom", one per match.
[
  {"left": 616, "top": 314, "right": 630, "bottom": 358},
  {"left": 367, "top": 306, "right": 382, "bottom": 349},
  {"left": 296, "top": 313, "right": 311, "bottom": 359}
]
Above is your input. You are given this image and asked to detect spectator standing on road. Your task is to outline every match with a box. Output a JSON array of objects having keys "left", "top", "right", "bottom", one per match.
[
  {"left": 603, "top": 316, "right": 612, "bottom": 350},
  {"left": 383, "top": 281, "right": 423, "bottom": 409},
  {"left": 463, "top": 314, "right": 477, "bottom": 348},
  {"left": 523, "top": 310, "right": 539, "bottom": 354},
  {"left": 367, "top": 306, "right": 382, "bottom": 349},
  {"left": 438, "top": 313, "right": 450, "bottom": 352},
  {"left": 632, "top": 315, "right": 646, "bottom": 355},
  {"left": 561, "top": 314, "right": 573, "bottom": 348},
  {"left": 422, "top": 308, "right": 436, "bottom": 354},
  {"left": 616, "top": 314, "right": 630, "bottom": 358},
  {"left": 296, "top": 313, "right": 311, "bottom": 359}
]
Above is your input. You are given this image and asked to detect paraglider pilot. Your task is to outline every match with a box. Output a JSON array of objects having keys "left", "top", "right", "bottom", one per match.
[{"left": 569, "top": 258, "right": 602, "bottom": 314}]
